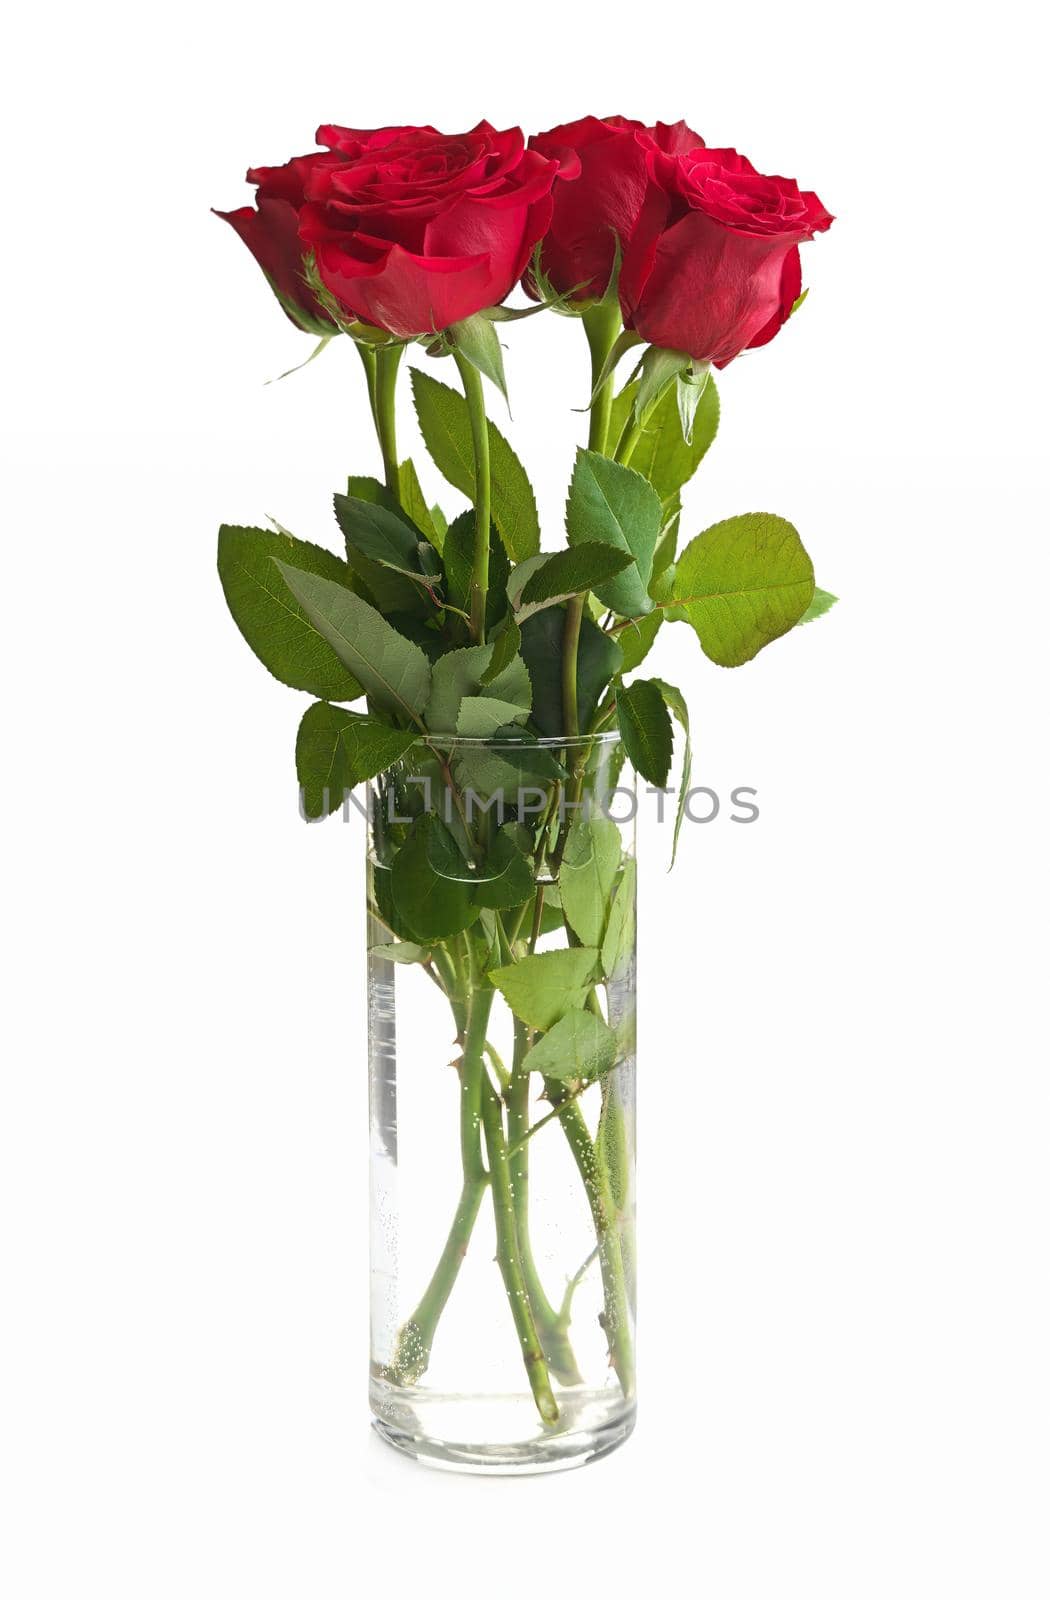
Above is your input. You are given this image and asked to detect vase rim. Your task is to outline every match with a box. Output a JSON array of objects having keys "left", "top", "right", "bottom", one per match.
[{"left": 411, "top": 731, "right": 622, "bottom": 752}]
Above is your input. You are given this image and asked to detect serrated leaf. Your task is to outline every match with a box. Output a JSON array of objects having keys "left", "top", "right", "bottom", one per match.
[
  {"left": 454, "top": 738, "right": 566, "bottom": 802},
  {"left": 608, "top": 376, "right": 719, "bottom": 504},
  {"left": 489, "top": 947, "right": 599, "bottom": 1031},
  {"left": 523, "top": 1009, "right": 619, "bottom": 1083},
  {"left": 649, "top": 678, "right": 691, "bottom": 865},
  {"left": 369, "top": 941, "right": 428, "bottom": 964},
  {"left": 335, "top": 485, "right": 430, "bottom": 614},
  {"left": 456, "top": 695, "right": 529, "bottom": 737},
  {"left": 391, "top": 813, "right": 479, "bottom": 942},
  {"left": 566, "top": 450, "right": 661, "bottom": 618},
  {"left": 798, "top": 587, "right": 838, "bottom": 624},
  {"left": 471, "top": 827, "right": 534, "bottom": 910},
  {"left": 274, "top": 563, "right": 431, "bottom": 720},
  {"left": 334, "top": 491, "right": 431, "bottom": 579},
  {"left": 217, "top": 524, "right": 363, "bottom": 701},
  {"left": 520, "top": 608, "right": 623, "bottom": 737},
  {"left": 411, "top": 369, "right": 540, "bottom": 560},
  {"left": 442, "top": 510, "right": 510, "bottom": 631},
  {"left": 296, "top": 703, "right": 417, "bottom": 819},
  {"left": 515, "top": 543, "right": 634, "bottom": 619},
  {"left": 671, "top": 513, "right": 814, "bottom": 667},
  {"left": 398, "top": 459, "right": 443, "bottom": 549},
  {"left": 617, "top": 678, "right": 673, "bottom": 787},
  {"left": 480, "top": 617, "right": 521, "bottom": 683},
  {"left": 618, "top": 610, "right": 662, "bottom": 673},
  {"left": 600, "top": 858, "right": 637, "bottom": 981},
  {"left": 426, "top": 643, "right": 531, "bottom": 734},
  {"left": 559, "top": 813, "right": 622, "bottom": 947}
]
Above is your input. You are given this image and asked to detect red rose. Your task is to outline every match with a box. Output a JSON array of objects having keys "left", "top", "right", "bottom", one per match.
[
  {"left": 620, "top": 147, "right": 833, "bottom": 366},
  {"left": 214, "top": 128, "right": 433, "bottom": 335},
  {"left": 528, "top": 115, "right": 705, "bottom": 301},
  {"left": 297, "top": 122, "right": 561, "bottom": 338}
]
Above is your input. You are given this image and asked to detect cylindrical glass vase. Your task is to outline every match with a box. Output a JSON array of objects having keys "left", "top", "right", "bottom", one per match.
[{"left": 366, "top": 733, "right": 636, "bottom": 1473}]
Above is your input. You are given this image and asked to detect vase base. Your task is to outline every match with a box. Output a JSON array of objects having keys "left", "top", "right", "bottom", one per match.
[{"left": 371, "top": 1383, "right": 635, "bottom": 1476}]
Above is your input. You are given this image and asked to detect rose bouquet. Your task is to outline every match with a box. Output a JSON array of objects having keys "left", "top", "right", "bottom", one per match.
[{"left": 216, "top": 116, "right": 834, "bottom": 1471}]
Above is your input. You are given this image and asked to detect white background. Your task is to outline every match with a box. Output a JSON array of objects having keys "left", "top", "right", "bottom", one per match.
[{"left": 3, "top": 2, "right": 1047, "bottom": 1594}]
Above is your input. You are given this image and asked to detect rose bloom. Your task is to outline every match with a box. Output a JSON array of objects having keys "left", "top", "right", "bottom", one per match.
[
  {"left": 528, "top": 115, "right": 704, "bottom": 301},
  {"left": 213, "top": 134, "right": 370, "bottom": 334},
  {"left": 296, "top": 122, "right": 560, "bottom": 338},
  {"left": 620, "top": 147, "right": 833, "bottom": 366}
]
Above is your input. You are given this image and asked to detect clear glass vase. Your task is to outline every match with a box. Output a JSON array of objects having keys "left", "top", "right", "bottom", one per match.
[{"left": 366, "top": 732, "right": 636, "bottom": 1473}]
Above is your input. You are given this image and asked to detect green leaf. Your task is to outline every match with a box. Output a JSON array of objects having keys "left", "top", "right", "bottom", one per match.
[
  {"left": 471, "top": 827, "right": 534, "bottom": 910},
  {"left": 480, "top": 617, "right": 521, "bottom": 684},
  {"left": 649, "top": 679, "right": 691, "bottom": 865},
  {"left": 609, "top": 376, "right": 719, "bottom": 504},
  {"left": 671, "top": 513, "right": 815, "bottom": 667},
  {"left": 617, "top": 610, "right": 662, "bottom": 674},
  {"left": 559, "top": 813, "right": 622, "bottom": 947},
  {"left": 442, "top": 511, "right": 510, "bottom": 631},
  {"left": 489, "top": 947, "right": 600, "bottom": 1031},
  {"left": 456, "top": 695, "right": 529, "bottom": 736},
  {"left": 217, "top": 524, "right": 363, "bottom": 701},
  {"left": 336, "top": 484, "right": 431, "bottom": 613},
  {"left": 600, "top": 858, "right": 637, "bottom": 981},
  {"left": 514, "top": 543, "right": 635, "bottom": 618},
  {"left": 448, "top": 313, "right": 509, "bottom": 403},
  {"left": 410, "top": 370, "right": 540, "bottom": 560},
  {"left": 617, "top": 678, "right": 673, "bottom": 787},
  {"left": 566, "top": 450, "right": 661, "bottom": 618},
  {"left": 798, "top": 587, "right": 838, "bottom": 625},
  {"left": 296, "top": 703, "right": 417, "bottom": 820},
  {"left": 273, "top": 563, "right": 431, "bottom": 720},
  {"left": 398, "top": 459, "right": 443, "bottom": 549},
  {"left": 520, "top": 608, "right": 623, "bottom": 737},
  {"left": 426, "top": 643, "right": 531, "bottom": 735},
  {"left": 391, "top": 814, "right": 479, "bottom": 942},
  {"left": 523, "top": 1009, "right": 619, "bottom": 1083},
  {"left": 454, "top": 738, "right": 566, "bottom": 801},
  {"left": 346, "top": 475, "right": 408, "bottom": 522},
  {"left": 334, "top": 491, "right": 431, "bottom": 579},
  {"left": 369, "top": 941, "right": 429, "bottom": 964}
]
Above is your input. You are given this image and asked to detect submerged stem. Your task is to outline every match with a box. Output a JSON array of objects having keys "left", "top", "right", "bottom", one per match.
[
  {"left": 507, "top": 1024, "right": 584, "bottom": 1385},
  {"left": 481, "top": 1076, "right": 560, "bottom": 1425},
  {"left": 548, "top": 1082, "right": 635, "bottom": 1399}
]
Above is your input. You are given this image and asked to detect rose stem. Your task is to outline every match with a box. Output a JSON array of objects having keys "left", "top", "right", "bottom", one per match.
[
  {"left": 507, "top": 1018, "right": 584, "bottom": 1385},
  {"left": 389, "top": 945, "right": 491, "bottom": 1381},
  {"left": 480, "top": 1074, "right": 560, "bottom": 1425},
  {"left": 373, "top": 344, "right": 404, "bottom": 499},
  {"left": 356, "top": 343, "right": 379, "bottom": 430},
  {"left": 561, "top": 298, "right": 622, "bottom": 738},
  {"left": 546, "top": 1078, "right": 635, "bottom": 1399},
  {"left": 452, "top": 349, "right": 491, "bottom": 644}
]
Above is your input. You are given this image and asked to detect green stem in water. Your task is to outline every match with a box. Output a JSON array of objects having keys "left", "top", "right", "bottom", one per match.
[
  {"left": 507, "top": 1021, "right": 584, "bottom": 1386},
  {"left": 547, "top": 1080, "right": 635, "bottom": 1399},
  {"left": 388, "top": 953, "right": 491, "bottom": 1383},
  {"left": 480, "top": 1075, "right": 560, "bottom": 1425},
  {"left": 373, "top": 344, "right": 404, "bottom": 498},
  {"left": 452, "top": 350, "right": 491, "bottom": 643}
]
